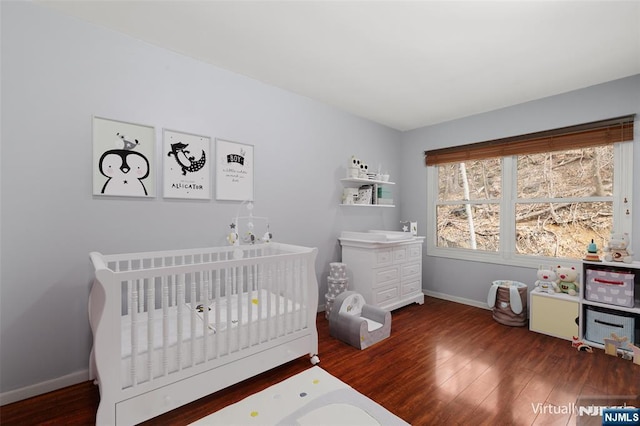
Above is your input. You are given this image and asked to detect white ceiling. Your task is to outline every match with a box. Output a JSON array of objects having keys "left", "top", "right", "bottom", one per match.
[{"left": 38, "top": 0, "right": 640, "bottom": 131}]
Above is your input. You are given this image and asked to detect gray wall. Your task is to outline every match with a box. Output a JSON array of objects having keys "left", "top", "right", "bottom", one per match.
[
  {"left": 0, "top": 1, "right": 401, "bottom": 396},
  {"left": 399, "top": 74, "right": 640, "bottom": 305}
]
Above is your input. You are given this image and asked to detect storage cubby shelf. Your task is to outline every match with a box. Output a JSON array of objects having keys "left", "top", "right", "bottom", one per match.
[
  {"left": 582, "top": 260, "right": 640, "bottom": 314},
  {"left": 530, "top": 259, "right": 640, "bottom": 350},
  {"left": 579, "top": 260, "right": 640, "bottom": 351}
]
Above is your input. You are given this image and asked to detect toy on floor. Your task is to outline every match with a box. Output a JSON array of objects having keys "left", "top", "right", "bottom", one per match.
[
  {"left": 621, "top": 351, "right": 634, "bottom": 361},
  {"left": 603, "top": 232, "right": 634, "bottom": 263},
  {"left": 571, "top": 336, "right": 593, "bottom": 353},
  {"left": 487, "top": 280, "right": 528, "bottom": 326},
  {"left": 629, "top": 344, "right": 640, "bottom": 366},
  {"left": 583, "top": 239, "right": 601, "bottom": 262},
  {"left": 555, "top": 265, "right": 579, "bottom": 296},
  {"left": 328, "top": 291, "right": 391, "bottom": 350},
  {"left": 534, "top": 266, "right": 557, "bottom": 294},
  {"left": 603, "top": 332, "right": 629, "bottom": 356}
]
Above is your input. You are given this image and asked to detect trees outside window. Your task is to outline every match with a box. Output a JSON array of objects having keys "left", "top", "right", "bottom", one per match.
[
  {"left": 515, "top": 147, "right": 613, "bottom": 259},
  {"left": 428, "top": 143, "right": 632, "bottom": 266}
]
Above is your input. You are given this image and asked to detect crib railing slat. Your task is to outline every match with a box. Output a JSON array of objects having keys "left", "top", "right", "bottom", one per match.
[
  {"left": 200, "top": 272, "right": 208, "bottom": 363},
  {"left": 235, "top": 266, "right": 241, "bottom": 351},
  {"left": 214, "top": 269, "right": 221, "bottom": 360},
  {"left": 225, "top": 268, "right": 232, "bottom": 355},
  {"left": 246, "top": 265, "right": 253, "bottom": 348},
  {"left": 189, "top": 273, "right": 197, "bottom": 367},
  {"left": 292, "top": 259, "right": 299, "bottom": 332},
  {"left": 162, "top": 276, "right": 169, "bottom": 377},
  {"left": 263, "top": 263, "right": 269, "bottom": 342},
  {"left": 177, "top": 274, "right": 185, "bottom": 372},
  {"left": 275, "top": 261, "right": 282, "bottom": 338},
  {"left": 130, "top": 280, "right": 138, "bottom": 387},
  {"left": 146, "top": 279, "right": 154, "bottom": 383}
]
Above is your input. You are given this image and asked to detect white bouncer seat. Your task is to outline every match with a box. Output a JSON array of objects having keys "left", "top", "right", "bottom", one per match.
[{"left": 328, "top": 291, "right": 391, "bottom": 350}]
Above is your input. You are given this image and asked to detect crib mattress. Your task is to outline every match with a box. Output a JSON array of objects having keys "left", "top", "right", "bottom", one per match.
[{"left": 119, "top": 290, "right": 304, "bottom": 388}]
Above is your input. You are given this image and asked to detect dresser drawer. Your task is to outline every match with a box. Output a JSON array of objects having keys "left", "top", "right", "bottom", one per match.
[
  {"left": 393, "top": 247, "right": 407, "bottom": 263},
  {"left": 401, "top": 262, "right": 421, "bottom": 278},
  {"left": 402, "top": 279, "right": 422, "bottom": 296},
  {"left": 374, "top": 249, "right": 393, "bottom": 267},
  {"left": 374, "top": 285, "right": 399, "bottom": 305},
  {"left": 373, "top": 267, "right": 399, "bottom": 288},
  {"left": 407, "top": 244, "right": 421, "bottom": 261}
]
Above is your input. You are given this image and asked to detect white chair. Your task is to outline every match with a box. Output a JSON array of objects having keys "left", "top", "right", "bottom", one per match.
[{"left": 328, "top": 291, "right": 391, "bottom": 349}]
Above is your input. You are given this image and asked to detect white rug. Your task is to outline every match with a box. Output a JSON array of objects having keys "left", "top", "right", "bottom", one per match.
[{"left": 190, "top": 366, "right": 409, "bottom": 426}]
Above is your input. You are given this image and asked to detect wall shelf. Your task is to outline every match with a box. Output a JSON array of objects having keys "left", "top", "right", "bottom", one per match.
[
  {"left": 340, "top": 178, "right": 395, "bottom": 185},
  {"left": 340, "top": 177, "right": 395, "bottom": 207},
  {"left": 339, "top": 204, "right": 395, "bottom": 207}
]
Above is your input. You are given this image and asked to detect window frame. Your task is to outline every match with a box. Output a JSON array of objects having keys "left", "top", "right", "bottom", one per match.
[{"left": 426, "top": 141, "right": 633, "bottom": 269}]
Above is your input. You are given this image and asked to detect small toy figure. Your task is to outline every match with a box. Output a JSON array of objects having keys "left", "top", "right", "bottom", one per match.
[
  {"left": 348, "top": 156, "right": 360, "bottom": 178},
  {"left": 555, "top": 265, "right": 579, "bottom": 296},
  {"left": 359, "top": 162, "right": 369, "bottom": 178},
  {"left": 534, "top": 266, "right": 557, "bottom": 294},
  {"left": 629, "top": 344, "right": 640, "bottom": 365},
  {"left": 603, "top": 332, "right": 629, "bottom": 356},
  {"left": 227, "top": 222, "right": 239, "bottom": 246},
  {"left": 603, "top": 232, "right": 634, "bottom": 263},
  {"left": 572, "top": 336, "right": 593, "bottom": 353},
  {"left": 262, "top": 225, "right": 272, "bottom": 243},
  {"left": 583, "top": 239, "right": 601, "bottom": 262}
]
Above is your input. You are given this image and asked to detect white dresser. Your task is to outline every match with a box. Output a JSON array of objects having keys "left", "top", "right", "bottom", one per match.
[{"left": 339, "top": 234, "right": 424, "bottom": 311}]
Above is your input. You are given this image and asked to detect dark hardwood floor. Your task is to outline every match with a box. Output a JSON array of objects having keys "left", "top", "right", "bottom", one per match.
[{"left": 2, "top": 296, "right": 638, "bottom": 425}]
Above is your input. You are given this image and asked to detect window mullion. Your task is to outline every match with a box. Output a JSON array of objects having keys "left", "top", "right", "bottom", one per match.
[
  {"left": 614, "top": 141, "right": 633, "bottom": 237},
  {"left": 505, "top": 157, "right": 514, "bottom": 258},
  {"left": 426, "top": 166, "right": 438, "bottom": 250},
  {"left": 500, "top": 157, "right": 514, "bottom": 260}
]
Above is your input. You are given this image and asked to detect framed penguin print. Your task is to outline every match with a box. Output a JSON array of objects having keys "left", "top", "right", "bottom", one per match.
[{"left": 92, "top": 116, "right": 155, "bottom": 197}]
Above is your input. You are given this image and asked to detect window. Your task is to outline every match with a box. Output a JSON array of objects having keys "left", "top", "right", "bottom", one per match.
[
  {"left": 515, "top": 147, "right": 613, "bottom": 259},
  {"left": 425, "top": 116, "right": 634, "bottom": 267},
  {"left": 436, "top": 159, "right": 501, "bottom": 252}
]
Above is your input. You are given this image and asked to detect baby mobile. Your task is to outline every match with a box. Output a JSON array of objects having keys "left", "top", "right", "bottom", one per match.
[{"left": 226, "top": 201, "right": 272, "bottom": 249}]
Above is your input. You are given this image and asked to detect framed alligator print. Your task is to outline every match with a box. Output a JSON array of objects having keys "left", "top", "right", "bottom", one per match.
[{"left": 163, "top": 129, "right": 211, "bottom": 200}]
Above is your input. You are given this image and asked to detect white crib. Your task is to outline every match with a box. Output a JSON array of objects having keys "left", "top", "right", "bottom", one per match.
[{"left": 89, "top": 243, "right": 319, "bottom": 425}]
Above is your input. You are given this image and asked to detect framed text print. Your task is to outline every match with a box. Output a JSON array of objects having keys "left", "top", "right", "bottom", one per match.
[
  {"left": 163, "top": 129, "right": 211, "bottom": 200},
  {"left": 92, "top": 116, "right": 155, "bottom": 197},
  {"left": 215, "top": 139, "right": 254, "bottom": 201}
]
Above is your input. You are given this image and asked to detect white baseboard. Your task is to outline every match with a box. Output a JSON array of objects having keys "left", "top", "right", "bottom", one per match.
[
  {"left": 0, "top": 369, "right": 89, "bottom": 406},
  {"left": 423, "top": 289, "right": 490, "bottom": 310}
]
